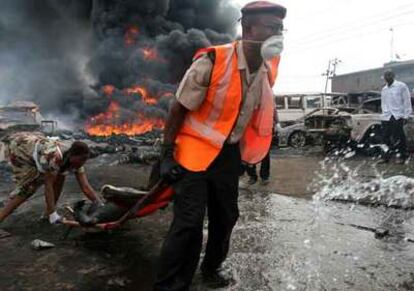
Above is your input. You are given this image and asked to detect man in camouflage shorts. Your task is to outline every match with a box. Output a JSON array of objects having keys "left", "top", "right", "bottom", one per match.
[{"left": 0, "top": 132, "right": 101, "bottom": 225}]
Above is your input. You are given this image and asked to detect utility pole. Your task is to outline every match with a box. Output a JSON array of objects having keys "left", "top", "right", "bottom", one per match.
[
  {"left": 389, "top": 27, "right": 394, "bottom": 62},
  {"left": 323, "top": 60, "right": 332, "bottom": 96},
  {"left": 322, "top": 58, "right": 341, "bottom": 106}
]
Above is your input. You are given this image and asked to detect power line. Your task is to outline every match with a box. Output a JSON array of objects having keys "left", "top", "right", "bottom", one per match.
[
  {"left": 288, "top": 19, "right": 414, "bottom": 52},
  {"left": 291, "top": 2, "right": 414, "bottom": 43},
  {"left": 290, "top": 6, "right": 414, "bottom": 46}
]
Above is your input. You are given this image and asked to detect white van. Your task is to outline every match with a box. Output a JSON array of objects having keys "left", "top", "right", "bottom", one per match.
[{"left": 275, "top": 93, "right": 344, "bottom": 122}]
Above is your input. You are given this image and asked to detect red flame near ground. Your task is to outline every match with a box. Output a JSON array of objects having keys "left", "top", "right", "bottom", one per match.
[
  {"left": 86, "top": 23, "right": 174, "bottom": 137},
  {"left": 85, "top": 101, "right": 164, "bottom": 137},
  {"left": 124, "top": 25, "right": 140, "bottom": 47}
]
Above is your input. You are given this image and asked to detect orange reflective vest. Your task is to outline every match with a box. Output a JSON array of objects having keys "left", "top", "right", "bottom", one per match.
[{"left": 174, "top": 41, "right": 280, "bottom": 172}]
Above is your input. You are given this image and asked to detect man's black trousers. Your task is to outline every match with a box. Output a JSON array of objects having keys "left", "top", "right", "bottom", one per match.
[
  {"left": 154, "top": 143, "right": 241, "bottom": 291},
  {"left": 381, "top": 116, "right": 408, "bottom": 160},
  {"left": 245, "top": 151, "right": 270, "bottom": 180}
]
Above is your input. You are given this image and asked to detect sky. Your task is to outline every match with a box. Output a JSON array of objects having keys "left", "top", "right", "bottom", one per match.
[{"left": 232, "top": 0, "right": 414, "bottom": 93}]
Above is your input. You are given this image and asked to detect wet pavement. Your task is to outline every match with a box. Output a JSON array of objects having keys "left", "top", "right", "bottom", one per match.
[
  {"left": 219, "top": 193, "right": 414, "bottom": 291},
  {"left": 1, "top": 149, "right": 414, "bottom": 290}
]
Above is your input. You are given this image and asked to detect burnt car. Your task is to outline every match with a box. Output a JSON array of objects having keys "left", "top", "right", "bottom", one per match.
[
  {"left": 305, "top": 98, "right": 414, "bottom": 153},
  {"left": 303, "top": 107, "right": 355, "bottom": 145},
  {"left": 0, "top": 101, "right": 45, "bottom": 136},
  {"left": 276, "top": 121, "right": 308, "bottom": 148},
  {"left": 0, "top": 101, "right": 57, "bottom": 161},
  {"left": 276, "top": 108, "right": 353, "bottom": 148},
  {"left": 349, "top": 98, "right": 414, "bottom": 152}
]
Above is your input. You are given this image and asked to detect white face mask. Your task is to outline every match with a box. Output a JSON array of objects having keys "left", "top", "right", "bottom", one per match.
[{"left": 260, "top": 35, "right": 284, "bottom": 60}]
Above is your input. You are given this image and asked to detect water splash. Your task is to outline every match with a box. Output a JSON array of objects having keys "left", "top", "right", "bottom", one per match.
[{"left": 312, "top": 157, "right": 414, "bottom": 209}]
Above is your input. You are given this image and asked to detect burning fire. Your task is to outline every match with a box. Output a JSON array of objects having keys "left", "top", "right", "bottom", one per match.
[
  {"left": 142, "top": 48, "right": 158, "bottom": 61},
  {"left": 86, "top": 23, "right": 174, "bottom": 137},
  {"left": 102, "top": 85, "right": 115, "bottom": 96},
  {"left": 125, "top": 85, "right": 158, "bottom": 105},
  {"left": 85, "top": 101, "right": 164, "bottom": 137},
  {"left": 124, "top": 25, "right": 140, "bottom": 47}
]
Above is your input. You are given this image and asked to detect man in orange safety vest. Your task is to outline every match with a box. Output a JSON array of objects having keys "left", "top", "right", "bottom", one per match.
[{"left": 154, "top": 1, "right": 286, "bottom": 290}]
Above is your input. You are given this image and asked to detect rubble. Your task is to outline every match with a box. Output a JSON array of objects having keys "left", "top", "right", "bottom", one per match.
[
  {"left": 30, "top": 239, "right": 55, "bottom": 250},
  {"left": 107, "top": 277, "right": 131, "bottom": 288},
  {"left": 53, "top": 128, "right": 162, "bottom": 163},
  {"left": 86, "top": 130, "right": 163, "bottom": 146},
  {"left": 0, "top": 229, "right": 11, "bottom": 239}
]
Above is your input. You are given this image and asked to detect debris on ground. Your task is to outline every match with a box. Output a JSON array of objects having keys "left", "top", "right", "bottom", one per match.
[
  {"left": 107, "top": 276, "right": 131, "bottom": 288},
  {"left": 30, "top": 239, "right": 55, "bottom": 250},
  {"left": 0, "top": 229, "right": 11, "bottom": 239}
]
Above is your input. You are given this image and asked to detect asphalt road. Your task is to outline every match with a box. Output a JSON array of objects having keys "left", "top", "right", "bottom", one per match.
[{"left": 1, "top": 148, "right": 414, "bottom": 290}]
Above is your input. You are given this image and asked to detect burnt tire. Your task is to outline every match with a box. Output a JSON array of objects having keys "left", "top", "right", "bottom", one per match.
[
  {"left": 288, "top": 131, "right": 307, "bottom": 148},
  {"left": 359, "top": 126, "right": 383, "bottom": 157}
]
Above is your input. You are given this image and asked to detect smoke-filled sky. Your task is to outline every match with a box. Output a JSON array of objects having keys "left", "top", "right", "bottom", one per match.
[
  {"left": 0, "top": 0, "right": 239, "bottom": 123},
  {"left": 0, "top": 0, "right": 94, "bottom": 115},
  {"left": 234, "top": 0, "right": 414, "bottom": 93},
  {"left": 2, "top": 0, "right": 414, "bottom": 121}
]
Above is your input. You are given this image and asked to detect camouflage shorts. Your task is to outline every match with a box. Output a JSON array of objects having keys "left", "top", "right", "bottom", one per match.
[{"left": 9, "top": 177, "right": 44, "bottom": 199}]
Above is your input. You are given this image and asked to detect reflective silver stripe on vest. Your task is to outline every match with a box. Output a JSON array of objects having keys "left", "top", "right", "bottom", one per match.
[
  {"left": 204, "top": 44, "right": 235, "bottom": 128},
  {"left": 187, "top": 116, "right": 227, "bottom": 146},
  {"left": 183, "top": 44, "right": 235, "bottom": 145}
]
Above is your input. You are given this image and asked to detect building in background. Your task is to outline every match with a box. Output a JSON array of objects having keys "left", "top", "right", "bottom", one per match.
[{"left": 332, "top": 59, "right": 414, "bottom": 93}]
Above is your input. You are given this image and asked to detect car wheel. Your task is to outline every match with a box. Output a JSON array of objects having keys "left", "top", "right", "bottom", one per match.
[
  {"left": 360, "top": 126, "right": 383, "bottom": 156},
  {"left": 288, "top": 131, "right": 307, "bottom": 148}
]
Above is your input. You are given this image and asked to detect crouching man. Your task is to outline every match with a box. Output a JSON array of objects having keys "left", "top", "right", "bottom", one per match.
[{"left": 0, "top": 132, "right": 102, "bottom": 226}]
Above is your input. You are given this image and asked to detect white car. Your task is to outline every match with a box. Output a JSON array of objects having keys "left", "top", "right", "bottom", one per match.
[{"left": 306, "top": 98, "right": 414, "bottom": 152}]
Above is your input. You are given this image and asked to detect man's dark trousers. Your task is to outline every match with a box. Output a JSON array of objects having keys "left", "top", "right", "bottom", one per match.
[
  {"left": 381, "top": 116, "right": 408, "bottom": 160},
  {"left": 154, "top": 143, "right": 241, "bottom": 291},
  {"left": 246, "top": 151, "right": 270, "bottom": 180}
]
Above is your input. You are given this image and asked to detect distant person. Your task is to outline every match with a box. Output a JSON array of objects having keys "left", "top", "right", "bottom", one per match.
[
  {"left": 241, "top": 152, "right": 271, "bottom": 186},
  {"left": 0, "top": 132, "right": 102, "bottom": 226},
  {"left": 379, "top": 70, "right": 412, "bottom": 164},
  {"left": 240, "top": 104, "right": 278, "bottom": 187}
]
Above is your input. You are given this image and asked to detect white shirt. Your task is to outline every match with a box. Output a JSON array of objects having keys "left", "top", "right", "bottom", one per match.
[{"left": 381, "top": 80, "right": 412, "bottom": 120}]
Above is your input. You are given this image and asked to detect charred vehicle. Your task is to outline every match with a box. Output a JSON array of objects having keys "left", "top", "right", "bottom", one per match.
[
  {"left": 0, "top": 101, "right": 43, "bottom": 136},
  {"left": 276, "top": 108, "right": 352, "bottom": 148},
  {"left": 275, "top": 121, "right": 308, "bottom": 148},
  {"left": 305, "top": 98, "right": 414, "bottom": 153},
  {"left": 303, "top": 108, "right": 354, "bottom": 146},
  {"left": 0, "top": 101, "right": 57, "bottom": 161}
]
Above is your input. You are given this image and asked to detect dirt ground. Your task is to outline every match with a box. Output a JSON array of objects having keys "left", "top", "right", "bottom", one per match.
[{"left": 1, "top": 147, "right": 414, "bottom": 290}]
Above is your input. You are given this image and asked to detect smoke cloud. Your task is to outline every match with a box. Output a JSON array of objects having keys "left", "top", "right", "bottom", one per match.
[
  {"left": 0, "top": 0, "right": 240, "bottom": 127},
  {"left": 0, "top": 0, "right": 94, "bottom": 116}
]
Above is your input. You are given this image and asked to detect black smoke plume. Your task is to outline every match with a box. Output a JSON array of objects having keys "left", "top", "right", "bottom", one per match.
[{"left": 0, "top": 0, "right": 240, "bottom": 129}]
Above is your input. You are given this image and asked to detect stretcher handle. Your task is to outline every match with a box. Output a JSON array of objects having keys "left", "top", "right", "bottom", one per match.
[{"left": 102, "top": 179, "right": 167, "bottom": 230}]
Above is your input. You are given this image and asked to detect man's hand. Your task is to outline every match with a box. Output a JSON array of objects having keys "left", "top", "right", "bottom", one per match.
[
  {"left": 76, "top": 172, "right": 104, "bottom": 204},
  {"left": 160, "top": 144, "right": 185, "bottom": 183},
  {"left": 48, "top": 211, "right": 62, "bottom": 224}
]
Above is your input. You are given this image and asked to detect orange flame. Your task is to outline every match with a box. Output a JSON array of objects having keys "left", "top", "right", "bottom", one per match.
[
  {"left": 125, "top": 85, "right": 158, "bottom": 105},
  {"left": 85, "top": 101, "right": 164, "bottom": 137},
  {"left": 102, "top": 85, "right": 115, "bottom": 96},
  {"left": 142, "top": 48, "right": 158, "bottom": 61},
  {"left": 124, "top": 25, "right": 140, "bottom": 47}
]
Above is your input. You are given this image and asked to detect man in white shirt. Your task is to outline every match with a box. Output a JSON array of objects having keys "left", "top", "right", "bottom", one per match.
[{"left": 380, "top": 70, "right": 412, "bottom": 163}]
